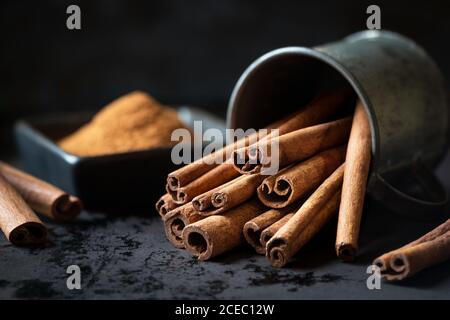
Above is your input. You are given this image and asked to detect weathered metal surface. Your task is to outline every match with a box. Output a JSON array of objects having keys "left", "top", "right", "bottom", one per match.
[{"left": 227, "top": 30, "right": 449, "bottom": 216}]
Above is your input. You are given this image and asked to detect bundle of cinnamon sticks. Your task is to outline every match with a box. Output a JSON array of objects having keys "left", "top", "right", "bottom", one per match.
[
  {"left": 157, "top": 89, "right": 450, "bottom": 280},
  {"left": 157, "top": 90, "right": 357, "bottom": 260},
  {"left": 0, "top": 161, "right": 82, "bottom": 246}
]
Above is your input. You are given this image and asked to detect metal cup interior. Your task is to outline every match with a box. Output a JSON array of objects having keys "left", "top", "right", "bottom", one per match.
[{"left": 227, "top": 47, "right": 378, "bottom": 166}]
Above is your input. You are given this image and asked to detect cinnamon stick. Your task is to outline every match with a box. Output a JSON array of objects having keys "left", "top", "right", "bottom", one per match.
[
  {"left": 168, "top": 89, "right": 351, "bottom": 190},
  {"left": 336, "top": 102, "right": 371, "bottom": 261},
  {"left": 0, "top": 174, "right": 48, "bottom": 246},
  {"left": 260, "top": 213, "right": 294, "bottom": 248},
  {"left": 0, "top": 161, "right": 82, "bottom": 222},
  {"left": 182, "top": 199, "right": 266, "bottom": 260},
  {"left": 167, "top": 163, "right": 240, "bottom": 204},
  {"left": 233, "top": 117, "right": 352, "bottom": 175},
  {"left": 243, "top": 206, "right": 297, "bottom": 254},
  {"left": 167, "top": 131, "right": 266, "bottom": 191},
  {"left": 155, "top": 193, "right": 178, "bottom": 218},
  {"left": 198, "top": 173, "right": 266, "bottom": 216},
  {"left": 163, "top": 202, "right": 203, "bottom": 248},
  {"left": 373, "top": 219, "right": 450, "bottom": 281},
  {"left": 257, "top": 146, "right": 346, "bottom": 208},
  {"left": 266, "top": 164, "right": 344, "bottom": 267},
  {"left": 191, "top": 175, "right": 246, "bottom": 212}
]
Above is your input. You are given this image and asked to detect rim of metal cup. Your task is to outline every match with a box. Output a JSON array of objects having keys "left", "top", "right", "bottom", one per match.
[
  {"left": 227, "top": 30, "right": 449, "bottom": 217},
  {"left": 226, "top": 29, "right": 447, "bottom": 175},
  {"left": 227, "top": 45, "right": 379, "bottom": 171}
]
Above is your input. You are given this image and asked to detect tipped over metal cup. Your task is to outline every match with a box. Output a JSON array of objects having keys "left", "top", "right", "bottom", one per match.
[{"left": 227, "top": 30, "right": 449, "bottom": 219}]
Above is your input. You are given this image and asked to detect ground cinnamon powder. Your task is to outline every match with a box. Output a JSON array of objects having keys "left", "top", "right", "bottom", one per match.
[{"left": 58, "top": 91, "right": 189, "bottom": 157}]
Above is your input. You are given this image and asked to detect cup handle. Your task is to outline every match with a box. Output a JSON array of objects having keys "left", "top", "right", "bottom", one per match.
[{"left": 370, "top": 158, "right": 448, "bottom": 220}]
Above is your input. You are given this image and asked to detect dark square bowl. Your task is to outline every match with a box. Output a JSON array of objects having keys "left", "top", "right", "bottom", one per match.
[{"left": 14, "top": 107, "right": 225, "bottom": 213}]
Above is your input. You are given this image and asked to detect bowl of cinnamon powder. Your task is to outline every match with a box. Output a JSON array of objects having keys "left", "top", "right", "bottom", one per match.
[
  {"left": 14, "top": 91, "right": 220, "bottom": 212},
  {"left": 58, "top": 91, "right": 190, "bottom": 157}
]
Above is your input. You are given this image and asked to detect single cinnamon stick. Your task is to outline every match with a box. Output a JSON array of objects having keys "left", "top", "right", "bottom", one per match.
[
  {"left": 233, "top": 117, "right": 352, "bottom": 175},
  {"left": 260, "top": 213, "right": 294, "bottom": 248},
  {"left": 192, "top": 175, "right": 245, "bottom": 212},
  {"left": 335, "top": 102, "right": 371, "bottom": 261},
  {"left": 182, "top": 199, "right": 267, "bottom": 260},
  {"left": 168, "top": 89, "right": 351, "bottom": 190},
  {"left": 257, "top": 146, "right": 346, "bottom": 208},
  {"left": 373, "top": 219, "right": 450, "bottom": 281},
  {"left": 0, "top": 174, "right": 48, "bottom": 246},
  {"left": 163, "top": 202, "right": 203, "bottom": 248},
  {"left": 0, "top": 161, "right": 82, "bottom": 222},
  {"left": 155, "top": 193, "right": 178, "bottom": 218},
  {"left": 243, "top": 206, "right": 297, "bottom": 254},
  {"left": 266, "top": 164, "right": 344, "bottom": 267},
  {"left": 167, "top": 163, "right": 240, "bottom": 204},
  {"left": 198, "top": 173, "right": 266, "bottom": 216}
]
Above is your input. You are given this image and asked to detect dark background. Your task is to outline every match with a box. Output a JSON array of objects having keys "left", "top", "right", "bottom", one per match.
[
  {"left": 1, "top": 0, "right": 450, "bottom": 300},
  {"left": 1, "top": 0, "right": 450, "bottom": 148}
]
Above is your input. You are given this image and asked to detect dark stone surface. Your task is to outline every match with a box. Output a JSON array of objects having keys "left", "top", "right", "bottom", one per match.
[{"left": 1, "top": 151, "right": 449, "bottom": 300}]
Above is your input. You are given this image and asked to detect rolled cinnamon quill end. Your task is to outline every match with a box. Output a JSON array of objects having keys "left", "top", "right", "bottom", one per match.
[
  {"left": 0, "top": 174, "right": 48, "bottom": 246},
  {"left": 201, "top": 173, "right": 266, "bottom": 216},
  {"left": 373, "top": 219, "right": 450, "bottom": 281},
  {"left": 192, "top": 175, "right": 246, "bottom": 212},
  {"left": 155, "top": 193, "right": 178, "bottom": 218},
  {"left": 257, "top": 146, "right": 346, "bottom": 208},
  {"left": 390, "top": 237, "right": 450, "bottom": 280},
  {"left": 192, "top": 193, "right": 213, "bottom": 212},
  {"left": 0, "top": 161, "right": 82, "bottom": 222},
  {"left": 163, "top": 203, "right": 203, "bottom": 248},
  {"left": 172, "top": 163, "right": 240, "bottom": 204},
  {"left": 8, "top": 221, "right": 48, "bottom": 246},
  {"left": 182, "top": 199, "right": 266, "bottom": 260},
  {"left": 373, "top": 253, "right": 392, "bottom": 274},
  {"left": 336, "top": 102, "right": 371, "bottom": 262},
  {"left": 266, "top": 164, "right": 344, "bottom": 268},
  {"left": 243, "top": 206, "right": 297, "bottom": 254},
  {"left": 260, "top": 213, "right": 294, "bottom": 248},
  {"left": 233, "top": 117, "right": 352, "bottom": 175},
  {"left": 167, "top": 162, "right": 216, "bottom": 192},
  {"left": 52, "top": 195, "right": 83, "bottom": 222}
]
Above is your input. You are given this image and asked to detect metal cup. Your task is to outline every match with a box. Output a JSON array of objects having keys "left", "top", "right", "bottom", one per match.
[{"left": 227, "top": 30, "right": 449, "bottom": 219}]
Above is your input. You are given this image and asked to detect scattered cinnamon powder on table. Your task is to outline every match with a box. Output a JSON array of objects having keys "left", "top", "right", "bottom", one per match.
[{"left": 58, "top": 91, "right": 190, "bottom": 157}]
